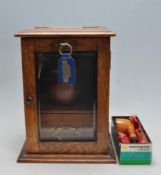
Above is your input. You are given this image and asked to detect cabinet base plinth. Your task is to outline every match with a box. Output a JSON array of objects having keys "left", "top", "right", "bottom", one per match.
[{"left": 17, "top": 140, "right": 116, "bottom": 164}]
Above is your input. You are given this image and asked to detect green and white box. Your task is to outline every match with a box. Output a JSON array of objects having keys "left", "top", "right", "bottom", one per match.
[{"left": 111, "top": 116, "right": 152, "bottom": 165}]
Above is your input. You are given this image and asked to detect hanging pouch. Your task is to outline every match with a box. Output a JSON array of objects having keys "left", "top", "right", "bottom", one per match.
[{"left": 58, "top": 43, "right": 76, "bottom": 85}]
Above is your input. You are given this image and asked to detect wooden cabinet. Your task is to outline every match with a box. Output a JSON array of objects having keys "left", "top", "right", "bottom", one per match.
[{"left": 15, "top": 26, "right": 116, "bottom": 163}]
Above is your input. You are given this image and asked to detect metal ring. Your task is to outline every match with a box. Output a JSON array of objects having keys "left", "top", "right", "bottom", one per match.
[{"left": 59, "top": 43, "right": 72, "bottom": 55}]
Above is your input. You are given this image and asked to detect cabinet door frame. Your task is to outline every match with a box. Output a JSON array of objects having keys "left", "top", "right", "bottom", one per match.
[{"left": 21, "top": 37, "right": 111, "bottom": 154}]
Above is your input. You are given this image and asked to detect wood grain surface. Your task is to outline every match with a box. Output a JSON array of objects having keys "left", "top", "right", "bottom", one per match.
[
  {"left": 17, "top": 136, "right": 116, "bottom": 163},
  {"left": 17, "top": 27, "right": 116, "bottom": 162},
  {"left": 15, "top": 26, "right": 116, "bottom": 37}
]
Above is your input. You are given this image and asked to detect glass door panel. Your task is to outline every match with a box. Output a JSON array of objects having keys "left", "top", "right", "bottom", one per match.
[{"left": 35, "top": 51, "right": 97, "bottom": 141}]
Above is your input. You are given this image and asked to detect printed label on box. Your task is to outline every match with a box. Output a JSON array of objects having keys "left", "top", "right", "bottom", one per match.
[
  {"left": 120, "top": 143, "right": 152, "bottom": 164},
  {"left": 121, "top": 144, "right": 152, "bottom": 152}
]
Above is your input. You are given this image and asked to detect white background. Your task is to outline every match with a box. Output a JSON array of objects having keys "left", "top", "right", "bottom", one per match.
[{"left": 0, "top": 0, "right": 161, "bottom": 174}]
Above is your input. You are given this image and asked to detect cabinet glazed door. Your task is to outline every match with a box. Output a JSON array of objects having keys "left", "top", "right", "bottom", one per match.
[{"left": 22, "top": 37, "right": 110, "bottom": 154}]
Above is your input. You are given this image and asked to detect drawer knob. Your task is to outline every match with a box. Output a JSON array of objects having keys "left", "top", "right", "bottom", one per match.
[{"left": 26, "top": 96, "right": 33, "bottom": 104}]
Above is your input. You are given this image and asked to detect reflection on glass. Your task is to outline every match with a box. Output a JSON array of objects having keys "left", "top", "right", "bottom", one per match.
[{"left": 36, "top": 51, "right": 97, "bottom": 141}]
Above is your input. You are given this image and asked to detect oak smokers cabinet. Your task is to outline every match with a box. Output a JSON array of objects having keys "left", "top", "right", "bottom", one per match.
[{"left": 15, "top": 26, "right": 116, "bottom": 163}]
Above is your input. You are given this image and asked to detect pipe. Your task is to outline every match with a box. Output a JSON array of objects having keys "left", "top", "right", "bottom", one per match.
[{"left": 115, "top": 118, "right": 137, "bottom": 143}]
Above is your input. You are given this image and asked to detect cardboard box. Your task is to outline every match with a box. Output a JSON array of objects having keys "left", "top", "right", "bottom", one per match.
[{"left": 111, "top": 116, "right": 152, "bottom": 165}]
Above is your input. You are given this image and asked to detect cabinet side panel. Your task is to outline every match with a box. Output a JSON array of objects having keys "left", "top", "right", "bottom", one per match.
[{"left": 97, "top": 38, "right": 110, "bottom": 152}]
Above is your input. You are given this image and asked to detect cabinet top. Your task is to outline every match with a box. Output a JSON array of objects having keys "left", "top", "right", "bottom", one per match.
[{"left": 14, "top": 26, "right": 116, "bottom": 37}]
